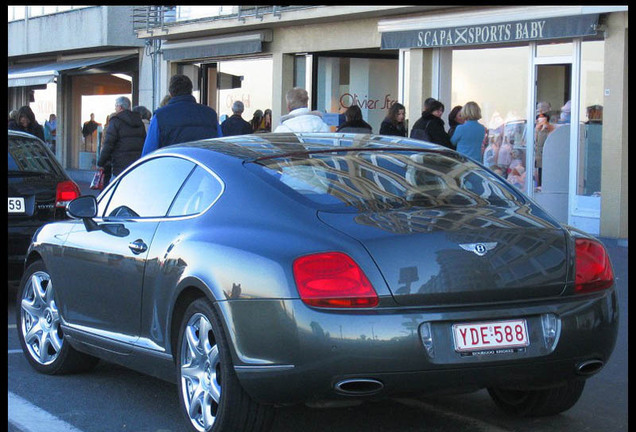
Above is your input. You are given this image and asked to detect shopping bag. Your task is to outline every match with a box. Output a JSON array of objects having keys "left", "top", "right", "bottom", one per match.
[{"left": 90, "top": 168, "right": 105, "bottom": 190}]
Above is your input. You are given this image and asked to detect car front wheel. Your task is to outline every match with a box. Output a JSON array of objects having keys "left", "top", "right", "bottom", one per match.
[
  {"left": 17, "top": 260, "right": 98, "bottom": 374},
  {"left": 488, "top": 379, "right": 586, "bottom": 417},
  {"left": 176, "top": 297, "right": 274, "bottom": 432}
]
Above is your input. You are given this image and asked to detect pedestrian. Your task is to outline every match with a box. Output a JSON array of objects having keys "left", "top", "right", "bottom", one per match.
[
  {"left": 447, "top": 105, "right": 464, "bottom": 141},
  {"left": 274, "top": 88, "right": 330, "bottom": 133},
  {"left": 250, "top": 109, "right": 264, "bottom": 132},
  {"left": 133, "top": 106, "right": 152, "bottom": 133},
  {"left": 142, "top": 74, "right": 222, "bottom": 156},
  {"left": 10, "top": 106, "right": 45, "bottom": 141},
  {"left": 410, "top": 100, "right": 453, "bottom": 149},
  {"left": 82, "top": 113, "right": 101, "bottom": 152},
  {"left": 258, "top": 109, "right": 272, "bottom": 132},
  {"left": 451, "top": 101, "right": 487, "bottom": 162},
  {"left": 379, "top": 102, "right": 407, "bottom": 137},
  {"left": 97, "top": 96, "right": 146, "bottom": 183},
  {"left": 221, "top": 101, "right": 253, "bottom": 136},
  {"left": 8, "top": 109, "right": 19, "bottom": 129},
  {"left": 99, "top": 112, "right": 117, "bottom": 186},
  {"left": 44, "top": 113, "right": 57, "bottom": 152},
  {"left": 336, "top": 105, "right": 373, "bottom": 133}
]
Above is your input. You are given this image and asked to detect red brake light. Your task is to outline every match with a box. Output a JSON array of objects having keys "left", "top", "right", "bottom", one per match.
[
  {"left": 575, "top": 238, "right": 614, "bottom": 293},
  {"left": 56, "top": 180, "right": 81, "bottom": 208},
  {"left": 293, "top": 252, "right": 379, "bottom": 308}
]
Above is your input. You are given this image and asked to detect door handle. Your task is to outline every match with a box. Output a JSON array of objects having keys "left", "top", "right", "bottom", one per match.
[{"left": 128, "top": 239, "right": 148, "bottom": 255}]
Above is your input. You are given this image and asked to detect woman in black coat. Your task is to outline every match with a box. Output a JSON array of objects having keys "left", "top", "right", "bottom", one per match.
[
  {"left": 10, "top": 106, "right": 45, "bottom": 141},
  {"left": 337, "top": 105, "right": 373, "bottom": 133},
  {"left": 379, "top": 103, "right": 407, "bottom": 137},
  {"left": 410, "top": 100, "right": 453, "bottom": 149}
]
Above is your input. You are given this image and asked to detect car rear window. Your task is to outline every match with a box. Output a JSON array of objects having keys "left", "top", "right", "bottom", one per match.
[
  {"left": 8, "top": 135, "right": 64, "bottom": 177},
  {"left": 252, "top": 149, "right": 526, "bottom": 212}
]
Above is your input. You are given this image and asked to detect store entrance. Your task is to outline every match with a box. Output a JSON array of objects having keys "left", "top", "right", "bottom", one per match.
[{"left": 532, "top": 63, "right": 572, "bottom": 224}]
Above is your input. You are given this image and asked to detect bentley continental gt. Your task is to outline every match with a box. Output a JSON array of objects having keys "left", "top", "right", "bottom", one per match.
[{"left": 16, "top": 133, "right": 618, "bottom": 432}]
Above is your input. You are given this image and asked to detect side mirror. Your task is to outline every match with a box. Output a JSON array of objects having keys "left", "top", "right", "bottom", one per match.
[{"left": 67, "top": 195, "right": 98, "bottom": 219}]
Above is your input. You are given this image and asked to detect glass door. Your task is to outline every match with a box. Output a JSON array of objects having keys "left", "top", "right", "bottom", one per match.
[{"left": 530, "top": 43, "right": 573, "bottom": 225}]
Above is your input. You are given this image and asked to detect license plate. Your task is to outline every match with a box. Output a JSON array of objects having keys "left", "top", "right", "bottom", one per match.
[
  {"left": 8, "top": 197, "right": 25, "bottom": 213},
  {"left": 452, "top": 319, "right": 529, "bottom": 352}
]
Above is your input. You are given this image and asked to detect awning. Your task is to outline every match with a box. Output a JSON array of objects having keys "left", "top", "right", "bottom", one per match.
[
  {"left": 161, "top": 30, "right": 272, "bottom": 61},
  {"left": 8, "top": 54, "right": 135, "bottom": 88}
]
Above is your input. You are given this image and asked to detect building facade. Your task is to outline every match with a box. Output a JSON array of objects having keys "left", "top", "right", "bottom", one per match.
[{"left": 7, "top": 6, "right": 628, "bottom": 241}]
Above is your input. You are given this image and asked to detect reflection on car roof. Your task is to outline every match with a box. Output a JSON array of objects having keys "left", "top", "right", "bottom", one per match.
[{"left": 170, "top": 133, "right": 449, "bottom": 162}]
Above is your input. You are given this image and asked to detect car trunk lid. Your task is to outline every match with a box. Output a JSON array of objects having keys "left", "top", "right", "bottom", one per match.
[{"left": 318, "top": 205, "right": 570, "bottom": 306}]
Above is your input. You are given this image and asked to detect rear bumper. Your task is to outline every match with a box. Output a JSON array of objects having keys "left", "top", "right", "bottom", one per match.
[{"left": 217, "top": 289, "right": 618, "bottom": 404}]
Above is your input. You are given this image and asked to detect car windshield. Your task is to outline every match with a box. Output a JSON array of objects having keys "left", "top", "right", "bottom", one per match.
[
  {"left": 253, "top": 149, "right": 526, "bottom": 212},
  {"left": 8, "top": 135, "right": 63, "bottom": 177}
]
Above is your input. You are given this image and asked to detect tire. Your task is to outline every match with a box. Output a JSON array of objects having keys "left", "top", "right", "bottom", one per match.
[
  {"left": 488, "top": 379, "right": 586, "bottom": 417},
  {"left": 16, "top": 260, "right": 99, "bottom": 375},
  {"left": 176, "top": 297, "right": 275, "bottom": 432}
]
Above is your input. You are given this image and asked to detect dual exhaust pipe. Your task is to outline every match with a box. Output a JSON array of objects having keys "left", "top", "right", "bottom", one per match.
[{"left": 333, "top": 359, "right": 603, "bottom": 396}]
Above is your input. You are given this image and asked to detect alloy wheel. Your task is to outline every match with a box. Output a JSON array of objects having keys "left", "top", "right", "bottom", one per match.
[
  {"left": 180, "top": 312, "right": 222, "bottom": 432},
  {"left": 20, "top": 271, "right": 63, "bottom": 365}
]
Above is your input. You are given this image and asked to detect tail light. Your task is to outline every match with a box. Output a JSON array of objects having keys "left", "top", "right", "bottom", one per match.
[
  {"left": 56, "top": 180, "right": 81, "bottom": 208},
  {"left": 293, "top": 252, "right": 379, "bottom": 308},
  {"left": 574, "top": 238, "right": 614, "bottom": 293}
]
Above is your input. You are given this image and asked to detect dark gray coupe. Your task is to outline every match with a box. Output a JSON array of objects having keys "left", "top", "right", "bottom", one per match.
[{"left": 17, "top": 133, "right": 618, "bottom": 432}]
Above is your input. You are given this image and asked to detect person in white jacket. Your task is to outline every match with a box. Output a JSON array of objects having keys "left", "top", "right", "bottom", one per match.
[{"left": 274, "top": 88, "right": 330, "bottom": 133}]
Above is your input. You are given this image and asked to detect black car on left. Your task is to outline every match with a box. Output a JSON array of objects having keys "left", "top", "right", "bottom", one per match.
[{"left": 8, "top": 130, "right": 81, "bottom": 281}]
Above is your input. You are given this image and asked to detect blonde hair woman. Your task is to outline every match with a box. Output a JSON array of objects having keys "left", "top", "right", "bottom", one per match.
[{"left": 451, "top": 101, "right": 486, "bottom": 162}]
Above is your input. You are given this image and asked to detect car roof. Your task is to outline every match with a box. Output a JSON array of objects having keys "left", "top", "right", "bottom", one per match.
[
  {"left": 8, "top": 129, "right": 44, "bottom": 142},
  {"left": 163, "top": 132, "right": 449, "bottom": 163}
]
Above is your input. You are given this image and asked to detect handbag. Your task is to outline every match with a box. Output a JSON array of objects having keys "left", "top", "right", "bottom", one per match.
[{"left": 90, "top": 168, "right": 105, "bottom": 190}]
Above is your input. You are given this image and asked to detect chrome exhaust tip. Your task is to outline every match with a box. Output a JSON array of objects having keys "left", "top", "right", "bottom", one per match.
[
  {"left": 576, "top": 359, "right": 604, "bottom": 376},
  {"left": 334, "top": 378, "right": 384, "bottom": 396}
]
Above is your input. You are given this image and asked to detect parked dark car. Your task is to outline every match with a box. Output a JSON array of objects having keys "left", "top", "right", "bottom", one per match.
[
  {"left": 8, "top": 130, "right": 81, "bottom": 281},
  {"left": 16, "top": 133, "right": 618, "bottom": 432}
]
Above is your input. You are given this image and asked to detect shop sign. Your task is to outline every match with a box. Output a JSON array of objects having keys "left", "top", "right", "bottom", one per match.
[{"left": 381, "top": 14, "right": 599, "bottom": 50}]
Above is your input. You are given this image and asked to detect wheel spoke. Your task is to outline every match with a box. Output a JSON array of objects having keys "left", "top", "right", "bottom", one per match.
[
  {"left": 24, "top": 321, "right": 43, "bottom": 346},
  {"left": 49, "top": 330, "right": 63, "bottom": 353},
  {"left": 21, "top": 298, "right": 40, "bottom": 318},
  {"left": 32, "top": 274, "right": 48, "bottom": 305},
  {"left": 201, "top": 391, "right": 216, "bottom": 429}
]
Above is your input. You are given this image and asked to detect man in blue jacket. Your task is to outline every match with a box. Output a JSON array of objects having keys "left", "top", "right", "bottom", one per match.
[{"left": 142, "top": 74, "right": 222, "bottom": 156}]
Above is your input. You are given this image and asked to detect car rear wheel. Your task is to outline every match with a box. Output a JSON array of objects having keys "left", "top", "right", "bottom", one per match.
[
  {"left": 17, "top": 260, "right": 99, "bottom": 374},
  {"left": 487, "top": 379, "right": 586, "bottom": 417},
  {"left": 176, "top": 297, "right": 274, "bottom": 432}
]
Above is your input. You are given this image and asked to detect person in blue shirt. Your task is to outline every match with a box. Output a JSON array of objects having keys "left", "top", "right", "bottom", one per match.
[
  {"left": 451, "top": 101, "right": 486, "bottom": 162},
  {"left": 142, "top": 74, "right": 222, "bottom": 156}
]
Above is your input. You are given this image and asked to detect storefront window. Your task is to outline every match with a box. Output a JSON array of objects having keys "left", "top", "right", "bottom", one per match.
[
  {"left": 451, "top": 46, "right": 529, "bottom": 190},
  {"left": 578, "top": 40, "right": 604, "bottom": 196},
  {"left": 315, "top": 56, "right": 398, "bottom": 132},
  {"left": 216, "top": 57, "right": 273, "bottom": 126}
]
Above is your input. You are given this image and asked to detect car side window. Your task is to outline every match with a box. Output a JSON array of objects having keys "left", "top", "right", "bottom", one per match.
[
  {"left": 168, "top": 166, "right": 223, "bottom": 217},
  {"left": 103, "top": 157, "right": 195, "bottom": 219}
]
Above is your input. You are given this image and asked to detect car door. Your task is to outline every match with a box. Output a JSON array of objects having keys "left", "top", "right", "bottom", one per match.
[{"left": 58, "top": 156, "right": 196, "bottom": 342}]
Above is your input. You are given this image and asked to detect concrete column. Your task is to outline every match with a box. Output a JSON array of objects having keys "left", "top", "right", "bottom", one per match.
[
  {"left": 600, "top": 12, "right": 628, "bottom": 240},
  {"left": 272, "top": 52, "right": 294, "bottom": 129},
  {"left": 407, "top": 49, "right": 433, "bottom": 133}
]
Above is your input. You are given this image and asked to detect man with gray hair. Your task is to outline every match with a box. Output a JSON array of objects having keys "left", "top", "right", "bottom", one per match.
[
  {"left": 97, "top": 95, "right": 146, "bottom": 183},
  {"left": 274, "top": 87, "right": 330, "bottom": 133},
  {"left": 221, "top": 100, "right": 253, "bottom": 136}
]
